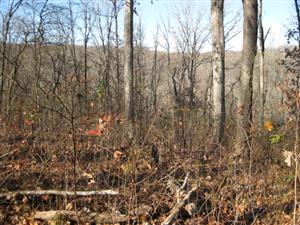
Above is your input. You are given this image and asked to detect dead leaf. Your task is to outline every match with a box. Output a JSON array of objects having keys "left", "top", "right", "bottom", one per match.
[
  {"left": 22, "top": 196, "right": 28, "bottom": 204},
  {"left": 82, "top": 172, "right": 94, "bottom": 179},
  {"left": 65, "top": 202, "right": 73, "bottom": 210},
  {"left": 41, "top": 195, "right": 49, "bottom": 201},
  {"left": 101, "top": 114, "right": 112, "bottom": 123},
  {"left": 264, "top": 120, "right": 274, "bottom": 132},
  {"left": 238, "top": 105, "right": 244, "bottom": 115},
  {"left": 113, "top": 151, "right": 123, "bottom": 161},
  {"left": 283, "top": 150, "right": 293, "bottom": 167}
]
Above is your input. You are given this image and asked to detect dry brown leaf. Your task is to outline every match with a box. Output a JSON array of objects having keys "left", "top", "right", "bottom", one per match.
[
  {"left": 65, "top": 202, "right": 73, "bottom": 210},
  {"left": 113, "top": 150, "right": 123, "bottom": 161}
]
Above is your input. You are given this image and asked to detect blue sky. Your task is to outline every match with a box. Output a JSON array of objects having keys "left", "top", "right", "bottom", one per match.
[
  {"left": 0, "top": 0, "right": 296, "bottom": 51},
  {"left": 133, "top": 0, "right": 295, "bottom": 51}
]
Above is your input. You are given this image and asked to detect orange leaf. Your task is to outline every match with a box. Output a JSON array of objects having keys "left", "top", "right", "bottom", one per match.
[
  {"left": 264, "top": 120, "right": 274, "bottom": 132},
  {"left": 101, "top": 114, "right": 112, "bottom": 123},
  {"left": 41, "top": 195, "right": 49, "bottom": 201},
  {"left": 25, "top": 119, "right": 33, "bottom": 126},
  {"left": 86, "top": 129, "right": 102, "bottom": 136}
]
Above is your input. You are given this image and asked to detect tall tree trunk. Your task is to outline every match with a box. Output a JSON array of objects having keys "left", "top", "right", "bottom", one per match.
[
  {"left": 258, "top": 0, "right": 265, "bottom": 132},
  {"left": 0, "top": 19, "right": 9, "bottom": 116},
  {"left": 124, "top": 0, "right": 134, "bottom": 138},
  {"left": 294, "top": 0, "right": 300, "bottom": 47},
  {"left": 294, "top": 0, "right": 300, "bottom": 95},
  {"left": 236, "top": 0, "right": 258, "bottom": 159},
  {"left": 151, "top": 25, "right": 159, "bottom": 115},
  {"left": 84, "top": 37, "right": 88, "bottom": 110},
  {"left": 113, "top": 0, "right": 121, "bottom": 112},
  {"left": 82, "top": 0, "right": 91, "bottom": 113},
  {"left": 0, "top": 0, "right": 23, "bottom": 117},
  {"left": 211, "top": 0, "right": 225, "bottom": 143}
]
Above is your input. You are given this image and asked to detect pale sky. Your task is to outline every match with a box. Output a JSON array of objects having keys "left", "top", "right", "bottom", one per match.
[
  {"left": 133, "top": 0, "right": 295, "bottom": 51},
  {"left": 0, "top": 0, "right": 296, "bottom": 51}
]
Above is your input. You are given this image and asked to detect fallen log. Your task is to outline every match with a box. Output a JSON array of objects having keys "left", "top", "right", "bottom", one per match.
[
  {"left": 91, "top": 212, "right": 129, "bottom": 223},
  {"left": 129, "top": 204, "right": 152, "bottom": 216},
  {"left": 91, "top": 204, "right": 152, "bottom": 223},
  {"left": 34, "top": 210, "right": 77, "bottom": 222},
  {"left": 34, "top": 204, "right": 152, "bottom": 224},
  {"left": 35, "top": 211, "right": 131, "bottom": 224},
  {"left": 161, "top": 185, "right": 198, "bottom": 225},
  {"left": 0, "top": 189, "right": 119, "bottom": 198}
]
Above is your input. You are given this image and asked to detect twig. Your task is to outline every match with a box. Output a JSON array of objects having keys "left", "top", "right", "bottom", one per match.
[
  {"left": 142, "top": 110, "right": 159, "bottom": 146},
  {"left": 161, "top": 185, "right": 198, "bottom": 225},
  {"left": 176, "top": 172, "right": 190, "bottom": 203},
  {"left": 0, "top": 148, "right": 18, "bottom": 160},
  {"left": 159, "top": 159, "right": 191, "bottom": 182},
  {"left": 179, "top": 171, "right": 189, "bottom": 191}
]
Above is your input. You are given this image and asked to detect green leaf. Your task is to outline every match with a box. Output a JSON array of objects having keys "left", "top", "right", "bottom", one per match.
[{"left": 269, "top": 134, "right": 282, "bottom": 145}]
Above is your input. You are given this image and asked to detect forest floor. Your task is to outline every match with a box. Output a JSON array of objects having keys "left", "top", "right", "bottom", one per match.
[{"left": 0, "top": 117, "right": 298, "bottom": 225}]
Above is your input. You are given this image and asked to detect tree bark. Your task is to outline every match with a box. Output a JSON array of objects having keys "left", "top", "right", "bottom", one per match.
[
  {"left": 112, "top": 0, "right": 121, "bottom": 112},
  {"left": 0, "top": 189, "right": 119, "bottom": 197},
  {"left": 294, "top": 0, "right": 300, "bottom": 47},
  {"left": 0, "top": 0, "right": 24, "bottom": 117},
  {"left": 150, "top": 25, "right": 160, "bottom": 115},
  {"left": 211, "top": 0, "right": 225, "bottom": 143},
  {"left": 258, "top": 0, "right": 265, "bottom": 132},
  {"left": 82, "top": 0, "right": 92, "bottom": 112},
  {"left": 124, "top": 0, "right": 134, "bottom": 138},
  {"left": 236, "top": 0, "right": 258, "bottom": 159}
]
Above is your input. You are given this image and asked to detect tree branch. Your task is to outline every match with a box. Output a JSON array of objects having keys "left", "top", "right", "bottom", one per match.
[{"left": 0, "top": 189, "right": 119, "bottom": 198}]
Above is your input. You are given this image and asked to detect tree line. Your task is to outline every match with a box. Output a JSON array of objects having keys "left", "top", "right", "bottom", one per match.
[{"left": 0, "top": 0, "right": 299, "bottom": 156}]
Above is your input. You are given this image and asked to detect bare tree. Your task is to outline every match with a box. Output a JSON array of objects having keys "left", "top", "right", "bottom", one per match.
[
  {"left": 294, "top": 0, "right": 300, "bottom": 47},
  {"left": 159, "top": 5, "right": 210, "bottom": 149},
  {"left": 134, "top": 18, "right": 148, "bottom": 138},
  {"left": 211, "top": 0, "right": 225, "bottom": 143},
  {"left": 80, "top": 0, "right": 93, "bottom": 111},
  {"left": 112, "top": 0, "right": 122, "bottom": 112},
  {"left": 92, "top": 0, "right": 114, "bottom": 113},
  {"left": 124, "top": 0, "right": 134, "bottom": 138},
  {"left": 159, "top": 17, "right": 172, "bottom": 67},
  {"left": 150, "top": 25, "right": 161, "bottom": 115},
  {"left": 0, "top": 0, "right": 24, "bottom": 116},
  {"left": 289, "top": 3, "right": 300, "bottom": 223},
  {"left": 173, "top": 5, "right": 209, "bottom": 110},
  {"left": 236, "top": 0, "right": 258, "bottom": 159},
  {"left": 29, "top": 0, "right": 49, "bottom": 129},
  {"left": 258, "top": 0, "right": 266, "bottom": 132}
]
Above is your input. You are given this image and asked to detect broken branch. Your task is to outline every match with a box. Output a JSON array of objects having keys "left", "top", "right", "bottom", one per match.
[
  {"left": 0, "top": 189, "right": 119, "bottom": 198},
  {"left": 161, "top": 185, "right": 198, "bottom": 225}
]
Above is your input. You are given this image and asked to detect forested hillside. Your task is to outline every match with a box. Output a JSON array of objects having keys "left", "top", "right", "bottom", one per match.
[{"left": 0, "top": 0, "right": 299, "bottom": 224}]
